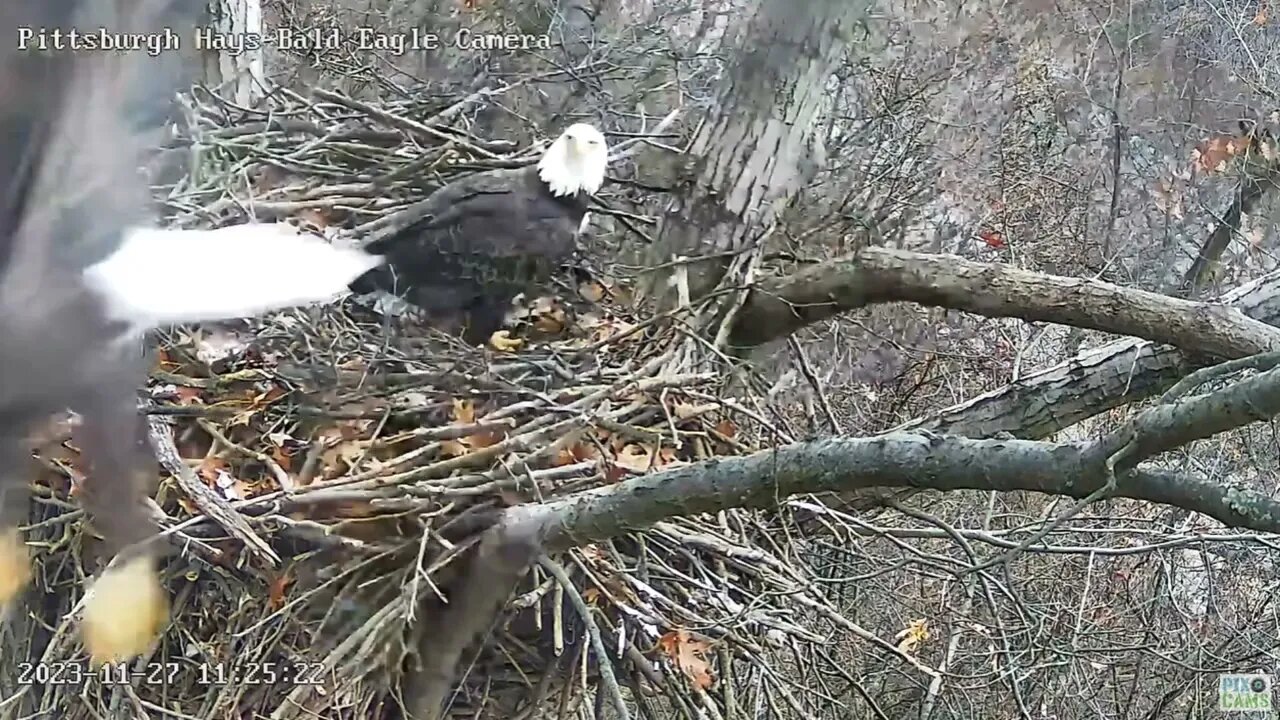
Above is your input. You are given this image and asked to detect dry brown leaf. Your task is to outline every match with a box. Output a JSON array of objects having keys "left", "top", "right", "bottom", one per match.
[
  {"left": 466, "top": 431, "right": 505, "bottom": 449},
  {"left": 603, "top": 462, "right": 627, "bottom": 484},
  {"left": 451, "top": 398, "right": 477, "bottom": 424},
  {"left": 320, "top": 440, "right": 367, "bottom": 471},
  {"left": 440, "top": 439, "right": 470, "bottom": 458},
  {"left": 1193, "top": 135, "right": 1250, "bottom": 174},
  {"left": 977, "top": 228, "right": 1005, "bottom": 248},
  {"left": 578, "top": 281, "right": 607, "bottom": 303},
  {"left": 554, "top": 442, "right": 599, "bottom": 467},
  {"left": 600, "top": 319, "right": 637, "bottom": 344},
  {"left": 1255, "top": 0, "right": 1268, "bottom": 25},
  {"left": 196, "top": 457, "right": 231, "bottom": 486},
  {"left": 603, "top": 430, "right": 625, "bottom": 450},
  {"left": 656, "top": 447, "right": 686, "bottom": 467},
  {"left": 553, "top": 447, "right": 578, "bottom": 467},
  {"left": 613, "top": 444, "right": 655, "bottom": 473},
  {"left": 296, "top": 207, "right": 332, "bottom": 230},
  {"left": 658, "top": 630, "right": 715, "bottom": 690},
  {"left": 195, "top": 457, "right": 258, "bottom": 499},
  {"left": 894, "top": 619, "right": 930, "bottom": 655},
  {"left": 315, "top": 424, "right": 371, "bottom": 477},
  {"left": 442, "top": 430, "right": 504, "bottom": 457},
  {"left": 268, "top": 570, "right": 292, "bottom": 611},
  {"left": 533, "top": 305, "right": 567, "bottom": 333},
  {"left": 443, "top": 399, "right": 506, "bottom": 456},
  {"left": 272, "top": 446, "right": 294, "bottom": 471},
  {"left": 173, "top": 386, "right": 203, "bottom": 406},
  {"left": 228, "top": 478, "right": 255, "bottom": 500},
  {"left": 250, "top": 384, "right": 287, "bottom": 409},
  {"left": 315, "top": 419, "right": 375, "bottom": 460},
  {"left": 714, "top": 419, "right": 738, "bottom": 439}
]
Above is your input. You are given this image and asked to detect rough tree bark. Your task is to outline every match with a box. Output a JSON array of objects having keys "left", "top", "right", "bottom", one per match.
[
  {"left": 905, "top": 265, "right": 1280, "bottom": 440},
  {"left": 643, "top": 0, "right": 863, "bottom": 306},
  {"left": 730, "top": 245, "right": 1280, "bottom": 357},
  {"left": 204, "top": 0, "right": 265, "bottom": 106}
]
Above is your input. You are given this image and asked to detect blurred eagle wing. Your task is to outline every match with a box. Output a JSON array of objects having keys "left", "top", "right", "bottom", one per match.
[
  {"left": 0, "top": 0, "right": 383, "bottom": 336},
  {"left": 0, "top": 0, "right": 200, "bottom": 315}
]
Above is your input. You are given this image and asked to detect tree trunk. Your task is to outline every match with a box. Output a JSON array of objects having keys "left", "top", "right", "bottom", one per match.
[
  {"left": 204, "top": 0, "right": 265, "bottom": 106},
  {"left": 643, "top": 0, "right": 863, "bottom": 306}
]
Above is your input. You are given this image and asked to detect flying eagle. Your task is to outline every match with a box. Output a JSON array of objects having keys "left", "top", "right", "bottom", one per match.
[
  {"left": 349, "top": 123, "right": 609, "bottom": 345},
  {"left": 0, "top": 0, "right": 381, "bottom": 666}
]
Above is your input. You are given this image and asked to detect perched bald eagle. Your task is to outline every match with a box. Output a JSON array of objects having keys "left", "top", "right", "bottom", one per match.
[
  {"left": 349, "top": 123, "right": 609, "bottom": 344},
  {"left": 0, "top": 0, "right": 381, "bottom": 667}
]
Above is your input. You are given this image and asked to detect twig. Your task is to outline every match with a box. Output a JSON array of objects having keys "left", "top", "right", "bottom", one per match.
[
  {"left": 1160, "top": 349, "right": 1280, "bottom": 402},
  {"left": 146, "top": 416, "right": 279, "bottom": 566},
  {"left": 540, "top": 555, "right": 631, "bottom": 720},
  {"left": 197, "top": 418, "right": 295, "bottom": 492}
]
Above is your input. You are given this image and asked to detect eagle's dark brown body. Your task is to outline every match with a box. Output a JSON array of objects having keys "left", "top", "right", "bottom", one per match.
[
  {"left": 0, "top": 0, "right": 203, "bottom": 665},
  {"left": 350, "top": 164, "right": 589, "bottom": 343}
]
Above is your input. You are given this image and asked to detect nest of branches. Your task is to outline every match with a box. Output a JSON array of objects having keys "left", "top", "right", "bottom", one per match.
[{"left": 0, "top": 87, "right": 865, "bottom": 720}]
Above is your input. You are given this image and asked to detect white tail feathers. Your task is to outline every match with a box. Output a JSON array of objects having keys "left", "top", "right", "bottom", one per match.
[{"left": 83, "top": 223, "right": 383, "bottom": 331}]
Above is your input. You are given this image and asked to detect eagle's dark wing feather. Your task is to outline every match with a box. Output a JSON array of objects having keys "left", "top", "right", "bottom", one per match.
[
  {"left": 0, "top": 0, "right": 197, "bottom": 418},
  {"left": 353, "top": 165, "right": 586, "bottom": 343},
  {"left": 0, "top": 0, "right": 202, "bottom": 665}
]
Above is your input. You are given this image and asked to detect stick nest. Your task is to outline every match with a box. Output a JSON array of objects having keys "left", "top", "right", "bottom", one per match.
[{"left": 0, "top": 88, "right": 856, "bottom": 720}]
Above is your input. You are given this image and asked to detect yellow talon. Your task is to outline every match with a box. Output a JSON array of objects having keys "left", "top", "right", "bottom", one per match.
[
  {"left": 81, "top": 555, "right": 168, "bottom": 666},
  {"left": 0, "top": 528, "right": 31, "bottom": 606},
  {"left": 488, "top": 330, "right": 524, "bottom": 353}
]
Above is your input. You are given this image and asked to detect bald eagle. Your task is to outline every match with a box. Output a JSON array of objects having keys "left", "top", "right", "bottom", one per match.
[
  {"left": 349, "top": 123, "right": 609, "bottom": 344},
  {"left": 0, "top": 0, "right": 381, "bottom": 667}
]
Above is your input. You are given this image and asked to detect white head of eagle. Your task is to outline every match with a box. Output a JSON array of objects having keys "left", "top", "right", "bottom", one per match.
[{"left": 537, "top": 123, "right": 608, "bottom": 197}]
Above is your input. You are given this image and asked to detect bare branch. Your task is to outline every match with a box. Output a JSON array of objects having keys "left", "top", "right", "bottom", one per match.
[
  {"left": 531, "top": 358, "right": 1280, "bottom": 550},
  {"left": 732, "top": 246, "right": 1280, "bottom": 358}
]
